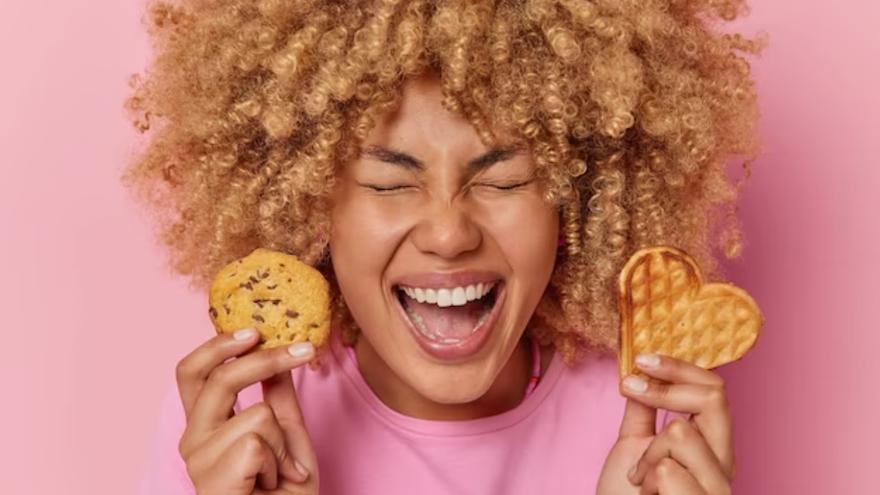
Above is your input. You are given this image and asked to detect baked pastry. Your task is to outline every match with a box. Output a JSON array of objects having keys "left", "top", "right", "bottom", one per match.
[
  {"left": 618, "top": 246, "right": 763, "bottom": 379},
  {"left": 208, "top": 248, "right": 330, "bottom": 351}
]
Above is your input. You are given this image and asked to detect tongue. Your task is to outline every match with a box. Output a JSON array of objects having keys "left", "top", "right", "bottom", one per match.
[{"left": 406, "top": 298, "right": 489, "bottom": 339}]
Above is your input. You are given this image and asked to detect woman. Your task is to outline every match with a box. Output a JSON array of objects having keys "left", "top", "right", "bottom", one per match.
[{"left": 125, "top": 0, "right": 761, "bottom": 493}]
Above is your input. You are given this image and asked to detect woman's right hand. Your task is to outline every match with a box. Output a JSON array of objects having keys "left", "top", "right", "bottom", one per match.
[{"left": 175, "top": 327, "right": 320, "bottom": 494}]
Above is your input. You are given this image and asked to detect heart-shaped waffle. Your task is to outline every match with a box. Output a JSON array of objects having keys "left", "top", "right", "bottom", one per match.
[{"left": 618, "top": 246, "right": 763, "bottom": 379}]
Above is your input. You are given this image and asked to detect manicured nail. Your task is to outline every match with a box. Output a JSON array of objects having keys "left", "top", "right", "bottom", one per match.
[
  {"left": 233, "top": 328, "right": 257, "bottom": 341},
  {"left": 294, "top": 459, "right": 310, "bottom": 480},
  {"left": 288, "top": 342, "right": 315, "bottom": 359},
  {"left": 635, "top": 353, "right": 661, "bottom": 368},
  {"left": 623, "top": 375, "right": 648, "bottom": 393}
]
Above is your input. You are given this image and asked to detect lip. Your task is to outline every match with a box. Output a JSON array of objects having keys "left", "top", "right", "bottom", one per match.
[
  {"left": 392, "top": 281, "right": 507, "bottom": 362},
  {"left": 391, "top": 270, "right": 504, "bottom": 289}
]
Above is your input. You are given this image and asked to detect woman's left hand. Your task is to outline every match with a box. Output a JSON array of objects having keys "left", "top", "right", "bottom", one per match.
[{"left": 596, "top": 354, "right": 736, "bottom": 494}]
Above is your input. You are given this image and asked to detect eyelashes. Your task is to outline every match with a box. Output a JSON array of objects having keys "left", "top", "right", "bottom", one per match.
[
  {"left": 486, "top": 179, "right": 534, "bottom": 191},
  {"left": 360, "top": 179, "right": 534, "bottom": 194},
  {"left": 363, "top": 184, "right": 410, "bottom": 192}
]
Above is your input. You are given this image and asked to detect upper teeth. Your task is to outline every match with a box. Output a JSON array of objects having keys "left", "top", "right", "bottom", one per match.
[{"left": 400, "top": 282, "right": 496, "bottom": 307}]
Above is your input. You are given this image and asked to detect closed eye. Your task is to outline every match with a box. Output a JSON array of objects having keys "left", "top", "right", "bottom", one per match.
[
  {"left": 475, "top": 179, "right": 534, "bottom": 191},
  {"left": 361, "top": 183, "right": 414, "bottom": 192}
]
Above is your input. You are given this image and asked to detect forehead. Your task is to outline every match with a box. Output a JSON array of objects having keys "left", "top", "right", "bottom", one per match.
[
  {"left": 364, "top": 72, "right": 528, "bottom": 150},
  {"left": 364, "top": 73, "right": 520, "bottom": 150}
]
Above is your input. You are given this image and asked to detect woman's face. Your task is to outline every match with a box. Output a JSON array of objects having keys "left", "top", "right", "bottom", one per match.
[{"left": 330, "top": 74, "right": 559, "bottom": 404}]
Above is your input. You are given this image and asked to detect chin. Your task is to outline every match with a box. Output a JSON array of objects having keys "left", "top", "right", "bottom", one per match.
[
  {"left": 395, "top": 332, "right": 509, "bottom": 406},
  {"left": 410, "top": 376, "right": 492, "bottom": 405}
]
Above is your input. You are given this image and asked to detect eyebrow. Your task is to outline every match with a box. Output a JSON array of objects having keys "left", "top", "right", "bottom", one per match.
[{"left": 360, "top": 145, "right": 522, "bottom": 174}]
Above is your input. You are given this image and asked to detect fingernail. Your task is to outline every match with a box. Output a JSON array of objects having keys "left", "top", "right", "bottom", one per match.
[
  {"left": 635, "top": 353, "right": 661, "bottom": 368},
  {"left": 623, "top": 375, "right": 648, "bottom": 393},
  {"left": 288, "top": 342, "right": 315, "bottom": 359},
  {"left": 294, "top": 459, "right": 310, "bottom": 480},
  {"left": 233, "top": 328, "right": 257, "bottom": 341},
  {"left": 627, "top": 463, "right": 638, "bottom": 480}
]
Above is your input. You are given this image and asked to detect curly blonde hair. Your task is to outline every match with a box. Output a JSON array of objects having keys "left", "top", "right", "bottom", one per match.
[{"left": 122, "top": 0, "right": 762, "bottom": 366}]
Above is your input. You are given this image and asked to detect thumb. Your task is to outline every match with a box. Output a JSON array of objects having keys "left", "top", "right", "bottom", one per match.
[{"left": 618, "top": 395, "right": 657, "bottom": 439}]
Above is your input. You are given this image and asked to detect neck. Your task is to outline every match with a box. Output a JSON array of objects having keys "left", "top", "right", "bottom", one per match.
[{"left": 353, "top": 336, "right": 536, "bottom": 421}]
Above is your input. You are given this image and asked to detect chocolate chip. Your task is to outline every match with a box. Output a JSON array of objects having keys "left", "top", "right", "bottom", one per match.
[
  {"left": 271, "top": 299, "right": 281, "bottom": 305},
  {"left": 253, "top": 313, "right": 265, "bottom": 323},
  {"left": 308, "top": 323, "right": 318, "bottom": 328},
  {"left": 280, "top": 263, "right": 286, "bottom": 268},
  {"left": 266, "top": 284, "right": 277, "bottom": 290},
  {"left": 239, "top": 281, "right": 253, "bottom": 290},
  {"left": 209, "top": 307, "right": 218, "bottom": 319},
  {"left": 259, "top": 270, "right": 269, "bottom": 279},
  {"left": 285, "top": 310, "right": 299, "bottom": 318},
  {"left": 223, "top": 304, "right": 231, "bottom": 315},
  {"left": 248, "top": 275, "right": 259, "bottom": 284},
  {"left": 254, "top": 300, "right": 265, "bottom": 308}
]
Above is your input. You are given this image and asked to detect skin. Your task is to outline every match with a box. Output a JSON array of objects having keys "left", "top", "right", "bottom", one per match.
[
  {"left": 329, "top": 73, "right": 558, "bottom": 419},
  {"left": 172, "top": 73, "right": 737, "bottom": 494},
  {"left": 597, "top": 353, "right": 736, "bottom": 494},
  {"left": 175, "top": 329, "right": 319, "bottom": 494}
]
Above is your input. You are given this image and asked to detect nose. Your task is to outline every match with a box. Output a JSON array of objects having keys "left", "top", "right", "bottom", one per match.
[{"left": 410, "top": 202, "right": 482, "bottom": 259}]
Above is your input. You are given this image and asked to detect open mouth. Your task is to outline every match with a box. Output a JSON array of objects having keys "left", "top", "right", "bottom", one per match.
[{"left": 394, "top": 281, "right": 503, "bottom": 345}]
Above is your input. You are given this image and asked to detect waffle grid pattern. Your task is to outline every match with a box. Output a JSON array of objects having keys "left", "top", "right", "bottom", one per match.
[{"left": 619, "top": 246, "right": 763, "bottom": 378}]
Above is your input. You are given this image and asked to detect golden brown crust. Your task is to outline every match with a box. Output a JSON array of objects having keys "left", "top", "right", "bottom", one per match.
[
  {"left": 618, "top": 246, "right": 763, "bottom": 380},
  {"left": 208, "top": 248, "right": 330, "bottom": 351}
]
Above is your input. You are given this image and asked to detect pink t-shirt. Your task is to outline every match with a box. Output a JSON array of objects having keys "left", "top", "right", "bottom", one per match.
[{"left": 140, "top": 331, "right": 677, "bottom": 494}]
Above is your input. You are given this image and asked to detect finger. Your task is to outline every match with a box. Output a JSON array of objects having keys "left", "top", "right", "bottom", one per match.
[
  {"left": 639, "top": 458, "right": 707, "bottom": 495},
  {"left": 262, "top": 344, "right": 318, "bottom": 480},
  {"left": 632, "top": 353, "right": 724, "bottom": 387},
  {"left": 621, "top": 372, "right": 734, "bottom": 476},
  {"left": 187, "top": 343, "right": 316, "bottom": 440},
  {"left": 621, "top": 376, "right": 714, "bottom": 413},
  {"left": 176, "top": 328, "right": 261, "bottom": 419},
  {"left": 209, "top": 432, "right": 279, "bottom": 494},
  {"left": 262, "top": 355, "right": 309, "bottom": 428},
  {"left": 618, "top": 395, "right": 657, "bottom": 439},
  {"left": 253, "top": 478, "right": 317, "bottom": 495},
  {"left": 184, "top": 402, "right": 307, "bottom": 484},
  {"left": 629, "top": 418, "right": 729, "bottom": 493},
  {"left": 634, "top": 354, "right": 734, "bottom": 476}
]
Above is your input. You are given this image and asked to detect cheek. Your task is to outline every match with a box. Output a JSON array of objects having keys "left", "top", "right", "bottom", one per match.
[
  {"left": 480, "top": 198, "right": 558, "bottom": 272},
  {"left": 329, "top": 195, "right": 413, "bottom": 301}
]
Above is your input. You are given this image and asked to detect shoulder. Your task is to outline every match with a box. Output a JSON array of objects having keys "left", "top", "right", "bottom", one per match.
[
  {"left": 549, "top": 349, "right": 680, "bottom": 430},
  {"left": 554, "top": 348, "right": 621, "bottom": 397},
  {"left": 235, "top": 346, "right": 345, "bottom": 412},
  {"left": 549, "top": 350, "right": 627, "bottom": 423}
]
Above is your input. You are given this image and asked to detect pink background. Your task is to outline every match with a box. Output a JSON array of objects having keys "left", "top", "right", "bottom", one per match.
[{"left": 1, "top": 1, "right": 877, "bottom": 493}]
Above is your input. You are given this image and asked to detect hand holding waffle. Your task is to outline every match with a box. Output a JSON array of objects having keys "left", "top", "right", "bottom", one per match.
[
  {"left": 599, "top": 353, "right": 737, "bottom": 493},
  {"left": 597, "top": 246, "right": 763, "bottom": 493}
]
